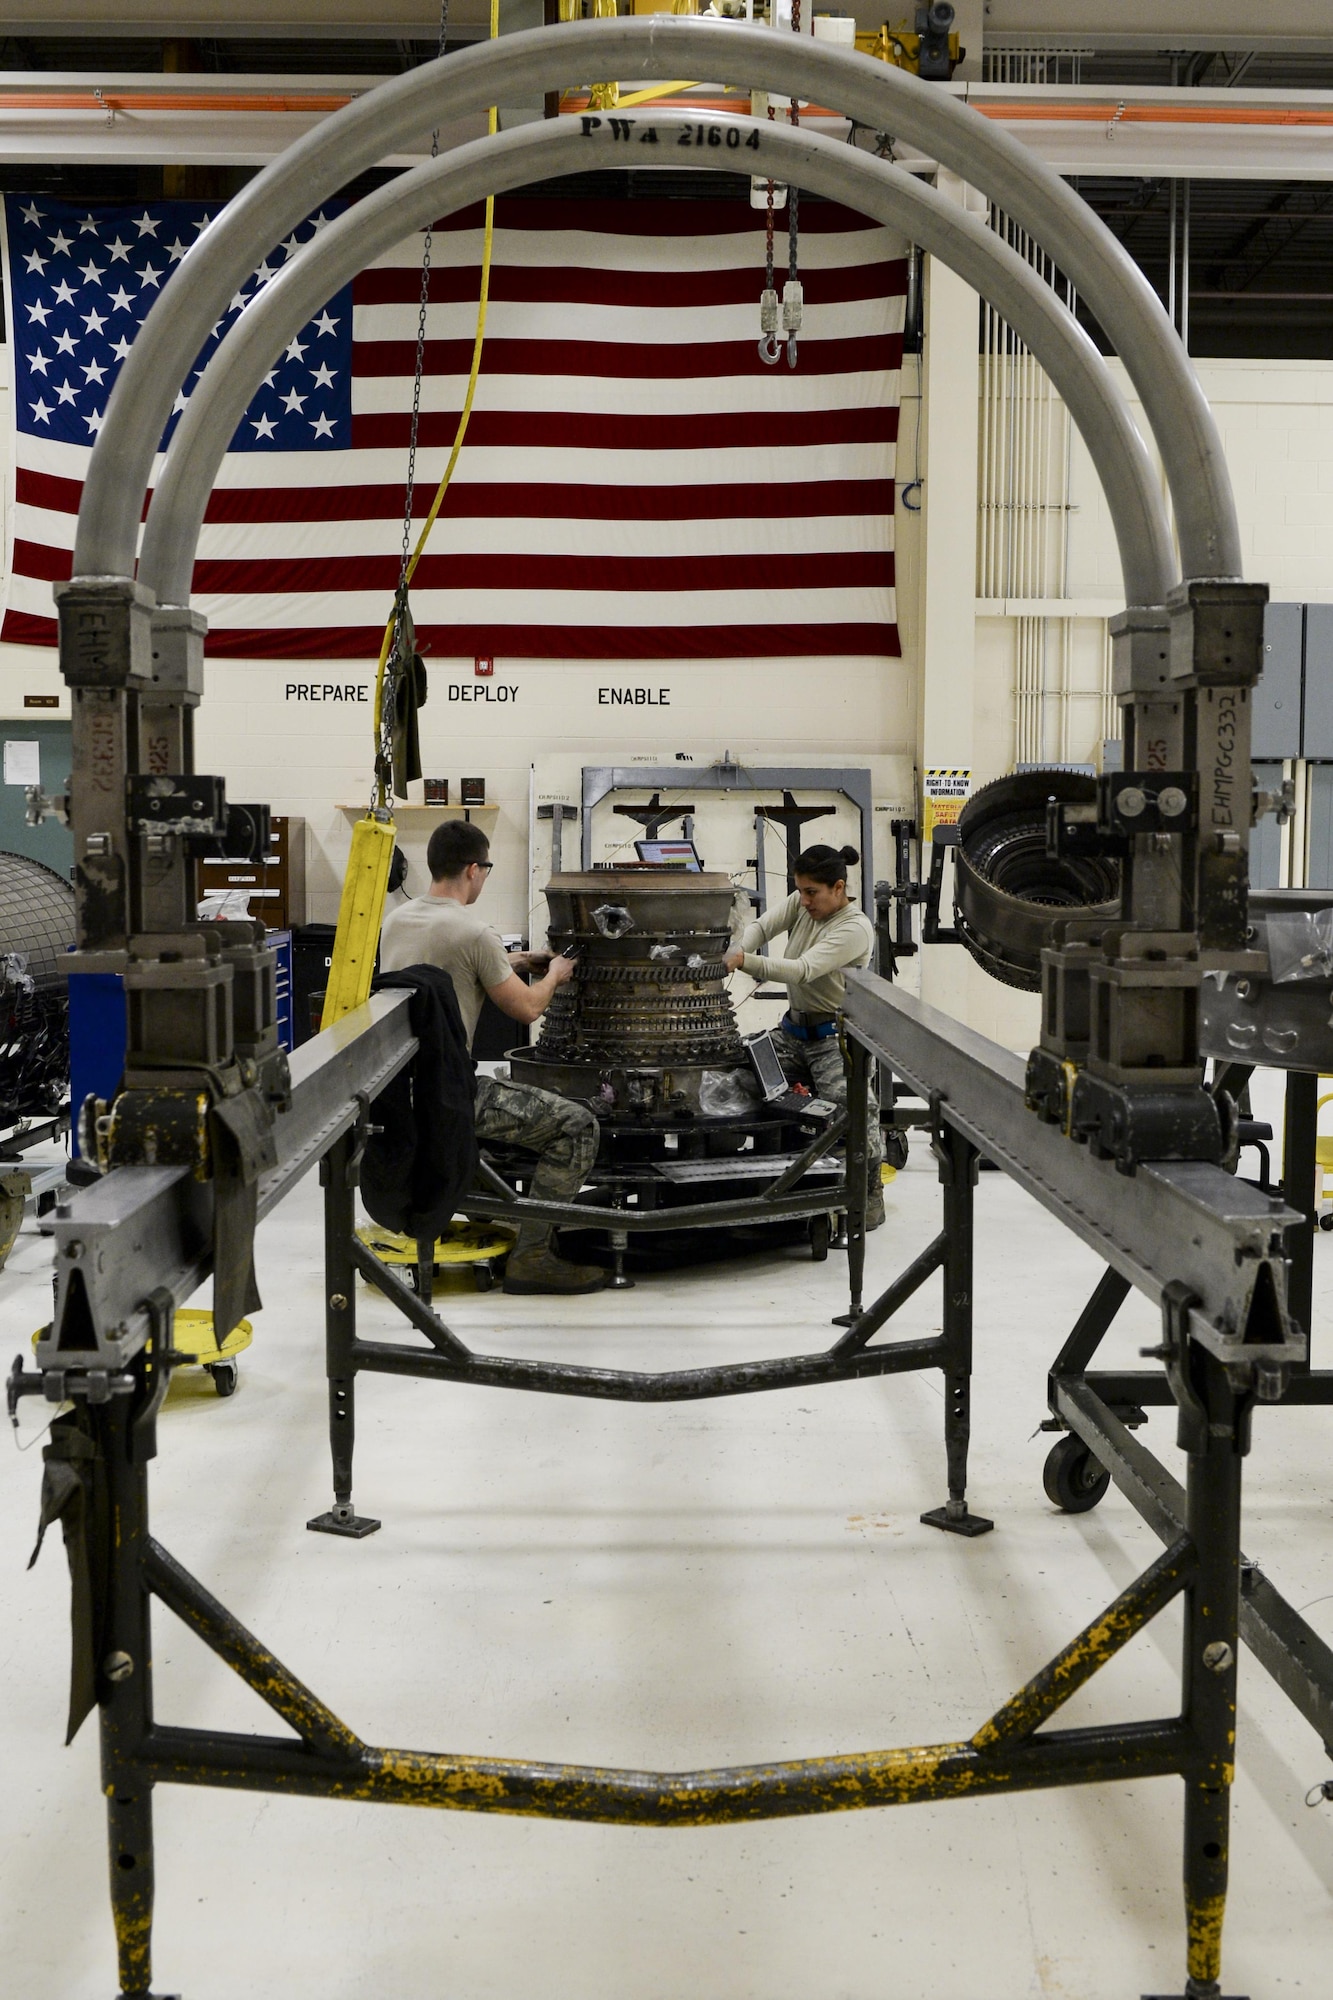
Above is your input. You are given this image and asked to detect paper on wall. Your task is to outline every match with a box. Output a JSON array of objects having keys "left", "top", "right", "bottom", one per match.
[{"left": 3, "top": 739, "right": 40, "bottom": 785}]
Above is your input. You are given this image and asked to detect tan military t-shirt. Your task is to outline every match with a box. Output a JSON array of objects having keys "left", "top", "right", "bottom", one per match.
[{"left": 379, "top": 896, "right": 514, "bottom": 1047}]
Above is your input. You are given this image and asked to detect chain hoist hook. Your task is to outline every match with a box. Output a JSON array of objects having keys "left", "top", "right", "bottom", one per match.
[
  {"left": 786, "top": 335, "right": 798, "bottom": 369},
  {"left": 758, "top": 334, "right": 782, "bottom": 366}
]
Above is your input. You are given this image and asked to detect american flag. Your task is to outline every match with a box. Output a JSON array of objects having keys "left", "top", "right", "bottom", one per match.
[{"left": 2, "top": 193, "right": 904, "bottom": 661}]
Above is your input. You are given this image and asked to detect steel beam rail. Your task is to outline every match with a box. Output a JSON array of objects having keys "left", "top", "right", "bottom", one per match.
[
  {"left": 137, "top": 109, "right": 1173, "bottom": 615},
  {"left": 841, "top": 969, "right": 1304, "bottom": 1368},
  {"left": 73, "top": 17, "right": 1236, "bottom": 587},
  {"left": 33, "top": 991, "right": 414, "bottom": 1373}
]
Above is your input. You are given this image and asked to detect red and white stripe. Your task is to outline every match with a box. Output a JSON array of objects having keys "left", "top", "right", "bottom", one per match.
[{"left": 4, "top": 197, "right": 905, "bottom": 661}]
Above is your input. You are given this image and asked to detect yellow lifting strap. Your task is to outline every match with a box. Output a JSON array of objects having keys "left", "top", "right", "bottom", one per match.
[{"left": 321, "top": 0, "right": 499, "bottom": 1030}]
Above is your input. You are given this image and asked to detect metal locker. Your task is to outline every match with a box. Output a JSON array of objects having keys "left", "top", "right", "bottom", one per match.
[
  {"left": 1253, "top": 601, "right": 1302, "bottom": 759},
  {"left": 1302, "top": 603, "right": 1333, "bottom": 758},
  {"left": 1250, "top": 761, "right": 1284, "bottom": 889}
]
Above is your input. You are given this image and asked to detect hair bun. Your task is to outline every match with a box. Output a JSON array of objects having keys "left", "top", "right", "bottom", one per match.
[{"left": 839, "top": 844, "right": 860, "bottom": 866}]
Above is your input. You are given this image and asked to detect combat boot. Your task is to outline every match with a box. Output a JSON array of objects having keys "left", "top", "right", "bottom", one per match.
[{"left": 503, "top": 1245, "right": 607, "bottom": 1295}]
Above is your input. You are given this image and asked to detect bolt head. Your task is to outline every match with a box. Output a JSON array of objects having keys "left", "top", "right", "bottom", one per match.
[
  {"left": 103, "top": 1651, "right": 134, "bottom": 1683},
  {"left": 1118, "top": 786, "right": 1146, "bottom": 818},
  {"left": 1202, "top": 1640, "right": 1234, "bottom": 1674},
  {"left": 329, "top": 1293, "right": 348, "bottom": 1311}
]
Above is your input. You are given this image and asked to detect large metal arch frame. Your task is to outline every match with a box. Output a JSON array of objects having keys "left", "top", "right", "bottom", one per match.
[
  {"left": 137, "top": 109, "right": 1175, "bottom": 612},
  {"left": 74, "top": 16, "right": 1238, "bottom": 591}
]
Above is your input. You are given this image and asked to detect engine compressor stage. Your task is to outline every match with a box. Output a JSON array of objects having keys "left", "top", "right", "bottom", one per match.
[{"left": 502, "top": 870, "right": 846, "bottom": 1254}]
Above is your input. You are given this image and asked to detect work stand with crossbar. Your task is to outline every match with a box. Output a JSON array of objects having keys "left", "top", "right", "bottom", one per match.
[
  {"left": 10, "top": 967, "right": 1307, "bottom": 1999},
  {"left": 1038, "top": 1061, "right": 1333, "bottom": 1761}
]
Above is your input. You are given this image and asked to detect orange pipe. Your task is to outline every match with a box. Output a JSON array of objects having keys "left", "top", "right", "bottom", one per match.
[
  {"left": 973, "top": 102, "right": 1333, "bottom": 127},
  {"left": 0, "top": 91, "right": 353, "bottom": 113}
]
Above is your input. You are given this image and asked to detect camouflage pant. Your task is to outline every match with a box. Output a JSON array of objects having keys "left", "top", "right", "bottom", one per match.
[
  {"left": 474, "top": 1073, "right": 600, "bottom": 1252},
  {"left": 774, "top": 1024, "right": 885, "bottom": 1205}
]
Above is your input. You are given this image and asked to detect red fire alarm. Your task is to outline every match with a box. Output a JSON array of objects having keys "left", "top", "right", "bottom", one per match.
[{"left": 475, "top": 656, "right": 494, "bottom": 677}]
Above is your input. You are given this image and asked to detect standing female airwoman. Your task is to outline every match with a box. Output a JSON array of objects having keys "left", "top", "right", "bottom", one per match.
[{"left": 725, "top": 842, "right": 886, "bottom": 1230}]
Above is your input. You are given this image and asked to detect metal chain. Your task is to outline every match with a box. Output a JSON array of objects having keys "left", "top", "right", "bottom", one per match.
[
  {"left": 786, "top": 2, "right": 801, "bottom": 368},
  {"left": 765, "top": 105, "right": 776, "bottom": 294},
  {"left": 381, "top": 0, "right": 451, "bottom": 797},
  {"left": 788, "top": 0, "right": 800, "bottom": 286},
  {"left": 397, "top": 0, "right": 452, "bottom": 592}
]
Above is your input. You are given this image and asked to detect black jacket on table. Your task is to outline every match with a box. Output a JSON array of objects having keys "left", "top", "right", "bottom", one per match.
[{"left": 360, "top": 964, "right": 478, "bottom": 1243}]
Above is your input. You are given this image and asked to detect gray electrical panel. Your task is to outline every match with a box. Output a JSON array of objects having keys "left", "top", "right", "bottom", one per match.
[
  {"left": 1250, "top": 761, "right": 1284, "bottom": 889},
  {"left": 1253, "top": 601, "right": 1302, "bottom": 759},
  {"left": 1302, "top": 602, "right": 1333, "bottom": 758},
  {"left": 1308, "top": 764, "right": 1333, "bottom": 887}
]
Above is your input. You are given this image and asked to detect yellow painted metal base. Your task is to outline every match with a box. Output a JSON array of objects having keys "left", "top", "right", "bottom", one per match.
[
  {"left": 357, "top": 1220, "right": 516, "bottom": 1270},
  {"left": 171, "top": 1308, "right": 253, "bottom": 1366}
]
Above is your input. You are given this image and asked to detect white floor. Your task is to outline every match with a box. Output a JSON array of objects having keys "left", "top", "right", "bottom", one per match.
[{"left": 3, "top": 1093, "right": 1332, "bottom": 2000}]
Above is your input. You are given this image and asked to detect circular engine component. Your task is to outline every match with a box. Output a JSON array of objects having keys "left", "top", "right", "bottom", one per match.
[
  {"left": 0, "top": 849, "right": 75, "bottom": 991},
  {"left": 953, "top": 771, "right": 1121, "bottom": 992},
  {"left": 511, "top": 869, "right": 747, "bottom": 1116},
  {"left": 0, "top": 849, "right": 75, "bottom": 1124}
]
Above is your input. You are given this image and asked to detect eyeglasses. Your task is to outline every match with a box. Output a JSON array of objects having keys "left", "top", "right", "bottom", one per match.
[{"left": 475, "top": 860, "right": 494, "bottom": 871}]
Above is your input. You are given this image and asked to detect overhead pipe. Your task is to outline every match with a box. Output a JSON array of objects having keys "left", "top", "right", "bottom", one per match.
[
  {"left": 74, "top": 17, "right": 1240, "bottom": 591},
  {"left": 136, "top": 109, "right": 1176, "bottom": 615}
]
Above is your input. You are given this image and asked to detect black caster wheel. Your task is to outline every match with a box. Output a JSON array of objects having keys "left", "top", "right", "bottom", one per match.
[
  {"left": 1320, "top": 1212, "right": 1333, "bottom": 1232},
  {"left": 1043, "top": 1433, "right": 1109, "bottom": 1513},
  {"left": 883, "top": 1129, "right": 909, "bottom": 1172},
  {"left": 474, "top": 1263, "right": 495, "bottom": 1292},
  {"left": 205, "top": 1360, "right": 238, "bottom": 1398},
  {"left": 809, "top": 1212, "right": 830, "bottom": 1262}
]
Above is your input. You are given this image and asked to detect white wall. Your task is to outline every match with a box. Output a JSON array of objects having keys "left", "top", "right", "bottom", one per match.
[{"left": 1064, "top": 358, "right": 1333, "bottom": 604}]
